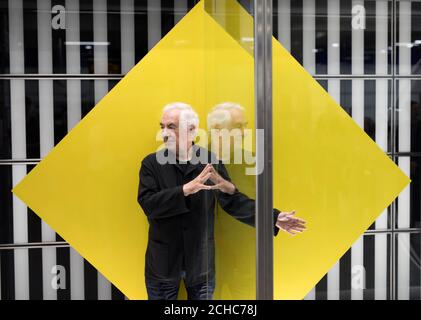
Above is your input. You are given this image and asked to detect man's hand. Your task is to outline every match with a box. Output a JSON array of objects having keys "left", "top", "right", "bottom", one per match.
[
  {"left": 276, "top": 211, "right": 307, "bottom": 236},
  {"left": 183, "top": 164, "right": 214, "bottom": 196},
  {"left": 208, "top": 165, "right": 236, "bottom": 195}
]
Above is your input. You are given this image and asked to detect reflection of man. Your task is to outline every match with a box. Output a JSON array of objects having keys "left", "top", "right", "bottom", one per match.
[{"left": 137, "top": 102, "right": 306, "bottom": 300}]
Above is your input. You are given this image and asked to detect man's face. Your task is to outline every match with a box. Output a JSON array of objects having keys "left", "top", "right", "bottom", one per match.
[
  {"left": 210, "top": 108, "right": 248, "bottom": 159},
  {"left": 160, "top": 108, "right": 194, "bottom": 154}
]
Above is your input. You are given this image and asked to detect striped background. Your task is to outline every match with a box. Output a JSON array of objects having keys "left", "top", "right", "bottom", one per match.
[{"left": 0, "top": 0, "right": 420, "bottom": 300}]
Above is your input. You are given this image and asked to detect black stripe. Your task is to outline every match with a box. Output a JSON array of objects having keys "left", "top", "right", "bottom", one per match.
[
  {"left": 84, "top": 259, "right": 98, "bottom": 300},
  {"left": 53, "top": 80, "right": 68, "bottom": 146},
  {"left": 411, "top": 2, "right": 421, "bottom": 75},
  {"left": 340, "top": 0, "right": 352, "bottom": 74},
  {"left": 81, "top": 79, "right": 95, "bottom": 118},
  {"left": 0, "top": 249, "right": 15, "bottom": 299},
  {"left": 108, "top": 79, "right": 119, "bottom": 92},
  {"left": 27, "top": 165, "right": 42, "bottom": 244},
  {"left": 340, "top": 79, "right": 352, "bottom": 116},
  {"left": 272, "top": 0, "right": 278, "bottom": 39},
  {"left": 387, "top": 1, "right": 391, "bottom": 75},
  {"left": 0, "top": 79, "right": 11, "bottom": 159},
  {"left": 315, "top": 274, "right": 328, "bottom": 300},
  {"left": 51, "top": 0, "right": 66, "bottom": 74},
  {"left": 25, "top": 80, "right": 40, "bottom": 159},
  {"left": 387, "top": 233, "right": 391, "bottom": 300},
  {"left": 134, "top": 0, "right": 148, "bottom": 63},
  {"left": 364, "top": 80, "right": 375, "bottom": 145},
  {"left": 410, "top": 233, "right": 421, "bottom": 299},
  {"left": 0, "top": 0, "right": 9, "bottom": 74},
  {"left": 80, "top": 0, "right": 94, "bottom": 74},
  {"left": 161, "top": 0, "right": 174, "bottom": 38},
  {"left": 318, "top": 79, "right": 328, "bottom": 92},
  {"left": 107, "top": 0, "right": 121, "bottom": 74},
  {"left": 56, "top": 246, "right": 71, "bottom": 299},
  {"left": 363, "top": 234, "right": 375, "bottom": 300},
  {"left": 410, "top": 81, "right": 421, "bottom": 154},
  {"left": 290, "top": 0, "right": 303, "bottom": 65},
  {"left": 187, "top": 0, "right": 197, "bottom": 10},
  {"left": 23, "top": 0, "right": 38, "bottom": 74},
  {"left": 28, "top": 247, "right": 43, "bottom": 300},
  {"left": 364, "top": 0, "right": 376, "bottom": 75},
  {"left": 410, "top": 156, "right": 421, "bottom": 228},
  {"left": 315, "top": 0, "right": 327, "bottom": 75},
  {"left": 339, "top": 248, "right": 351, "bottom": 300},
  {"left": 111, "top": 284, "right": 125, "bottom": 300},
  {"left": 396, "top": 2, "right": 400, "bottom": 75},
  {"left": 0, "top": 164, "right": 13, "bottom": 245}
]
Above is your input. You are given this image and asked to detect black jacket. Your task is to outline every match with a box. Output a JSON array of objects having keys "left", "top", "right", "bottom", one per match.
[{"left": 137, "top": 145, "right": 279, "bottom": 286}]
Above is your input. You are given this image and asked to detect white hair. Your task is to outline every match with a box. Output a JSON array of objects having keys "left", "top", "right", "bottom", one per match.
[
  {"left": 207, "top": 102, "right": 245, "bottom": 130},
  {"left": 162, "top": 102, "right": 199, "bottom": 131}
]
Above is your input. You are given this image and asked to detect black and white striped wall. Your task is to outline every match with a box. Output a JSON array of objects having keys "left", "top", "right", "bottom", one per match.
[{"left": 0, "top": 0, "right": 420, "bottom": 300}]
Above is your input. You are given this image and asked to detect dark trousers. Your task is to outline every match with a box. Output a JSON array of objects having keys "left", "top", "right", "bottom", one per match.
[{"left": 146, "top": 272, "right": 215, "bottom": 300}]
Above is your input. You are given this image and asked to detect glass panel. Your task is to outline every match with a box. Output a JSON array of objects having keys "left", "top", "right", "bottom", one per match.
[
  {"left": 396, "top": 0, "right": 421, "bottom": 75},
  {"left": 396, "top": 79, "right": 421, "bottom": 153},
  {"left": 0, "top": 246, "right": 125, "bottom": 300},
  {"left": 2, "top": 0, "right": 197, "bottom": 75},
  {"left": 396, "top": 156, "right": 421, "bottom": 229},
  {"left": 305, "top": 234, "right": 391, "bottom": 300},
  {"left": 396, "top": 232, "right": 421, "bottom": 300},
  {"left": 273, "top": 0, "right": 392, "bottom": 76}
]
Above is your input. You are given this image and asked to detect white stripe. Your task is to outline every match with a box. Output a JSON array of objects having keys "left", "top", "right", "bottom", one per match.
[
  {"left": 94, "top": 0, "right": 108, "bottom": 74},
  {"left": 11, "top": 109, "right": 27, "bottom": 241},
  {"left": 351, "top": 236, "right": 364, "bottom": 300},
  {"left": 328, "top": 79, "right": 340, "bottom": 104},
  {"left": 327, "top": 261, "right": 340, "bottom": 300},
  {"left": 327, "top": 0, "right": 339, "bottom": 75},
  {"left": 303, "top": 0, "right": 315, "bottom": 75},
  {"left": 352, "top": 80, "right": 364, "bottom": 128},
  {"left": 304, "top": 288, "right": 315, "bottom": 300},
  {"left": 397, "top": 233, "right": 410, "bottom": 299},
  {"left": 8, "top": 0, "right": 24, "bottom": 74},
  {"left": 397, "top": 157, "right": 411, "bottom": 229},
  {"left": 277, "top": 0, "right": 290, "bottom": 52},
  {"left": 97, "top": 273, "right": 112, "bottom": 300},
  {"left": 121, "top": 0, "right": 135, "bottom": 74},
  {"left": 9, "top": 0, "right": 26, "bottom": 163},
  {"left": 66, "top": 0, "right": 81, "bottom": 74},
  {"left": 66, "top": 0, "right": 82, "bottom": 131},
  {"left": 147, "top": 0, "right": 161, "bottom": 51},
  {"left": 352, "top": 0, "right": 364, "bottom": 75},
  {"left": 42, "top": 247, "right": 57, "bottom": 300},
  {"left": 174, "top": 0, "right": 187, "bottom": 25},
  {"left": 398, "top": 79, "right": 411, "bottom": 152},
  {"left": 38, "top": 0, "right": 57, "bottom": 250},
  {"left": 70, "top": 248, "right": 85, "bottom": 300},
  {"left": 375, "top": 80, "right": 388, "bottom": 153},
  {"left": 95, "top": 80, "right": 109, "bottom": 105},
  {"left": 14, "top": 249, "right": 29, "bottom": 300},
  {"left": 375, "top": 1, "right": 388, "bottom": 76},
  {"left": 398, "top": 1, "right": 411, "bottom": 76},
  {"left": 374, "top": 233, "right": 387, "bottom": 300}
]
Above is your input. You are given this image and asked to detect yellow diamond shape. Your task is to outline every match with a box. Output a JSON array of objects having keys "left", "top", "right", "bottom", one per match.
[{"left": 12, "top": 0, "right": 410, "bottom": 300}]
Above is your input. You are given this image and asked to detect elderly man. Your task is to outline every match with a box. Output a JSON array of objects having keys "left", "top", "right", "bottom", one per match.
[{"left": 137, "top": 102, "right": 306, "bottom": 300}]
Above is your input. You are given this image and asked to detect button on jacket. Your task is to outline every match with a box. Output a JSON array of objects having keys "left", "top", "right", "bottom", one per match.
[{"left": 137, "top": 145, "right": 279, "bottom": 287}]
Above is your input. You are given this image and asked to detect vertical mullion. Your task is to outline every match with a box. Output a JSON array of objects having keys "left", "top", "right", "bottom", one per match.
[{"left": 254, "top": 0, "right": 273, "bottom": 300}]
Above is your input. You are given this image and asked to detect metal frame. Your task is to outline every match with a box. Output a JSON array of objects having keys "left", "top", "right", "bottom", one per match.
[
  {"left": 254, "top": 0, "right": 274, "bottom": 300},
  {"left": 1, "top": 0, "right": 421, "bottom": 301}
]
